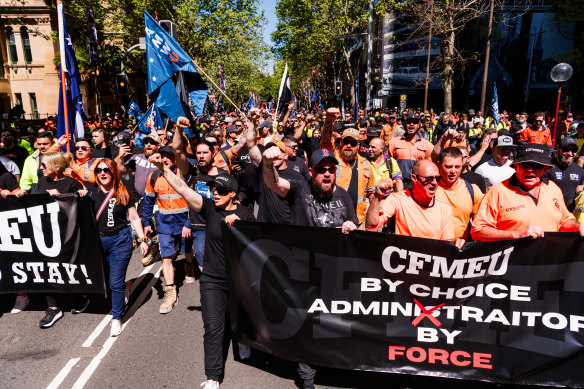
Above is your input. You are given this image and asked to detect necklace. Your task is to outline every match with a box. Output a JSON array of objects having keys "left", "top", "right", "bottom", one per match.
[{"left": 349, "top": 159, "right": 357, "bottom": 169}]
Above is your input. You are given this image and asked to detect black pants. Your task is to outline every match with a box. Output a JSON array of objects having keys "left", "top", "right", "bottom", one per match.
[{"left": 200, "top": 273, "right": 230, "bottom": 381}]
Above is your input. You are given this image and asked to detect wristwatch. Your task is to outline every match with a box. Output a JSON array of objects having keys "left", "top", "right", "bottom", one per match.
[{"left": 140, "top": 237, "right": 152, "bottom": 246}]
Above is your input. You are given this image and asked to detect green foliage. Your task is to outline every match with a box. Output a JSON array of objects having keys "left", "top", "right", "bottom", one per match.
[
  {"left": 57, "top": 0, "right": 271, "bottom": 106},
  {"left": 552, "top": 0, "right": 583, "bottom": 69}
]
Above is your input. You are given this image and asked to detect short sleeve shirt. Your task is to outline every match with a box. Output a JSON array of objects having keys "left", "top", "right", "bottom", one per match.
[
  {"left": 545, "top": 161, "right": 584, "bottom": 210},
  {"left": 436, "top": 179, "right": 484, "bottom": 239},
  {"left": 88, "top": 184, "right": 135, "bottom": 234}
]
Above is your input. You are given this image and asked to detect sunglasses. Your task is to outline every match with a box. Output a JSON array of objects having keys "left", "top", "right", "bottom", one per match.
[
  {"left": 342, "top": 138, "right": 358, "bottom": 147},
  {"left": 406, "top": 119, "right": 420, "bottom": 125},
  {"left": 212, "top": 186, "right": 231, "bottom": 196},
  {"left": 518, "top": 162, "right": 546, "bottom": 170},
  {"left": 207, "top": 142, "right": 217, "bottom": 147},
  {"left": 75, "top": 146, "right": 90, "bottom": 151},
  {"left": 313, "top": 166, "right": 337, "bottom": 174},
  {"left": 1, "top": 133, "right": 11, "bottom": 137},
  {"left": 95, "top": 167, "right": 112, "bottom": 174},
  {"left": 144, "top": 139, "right": 158, "bottom": 145},
  {"left": 415, "top": 174, "right": 442, "bottom": 184},
  {"left": 499, "top": 146, "right": 515, "bottom": 151},
  {"left": 40, "top": 162, "right": 47, "bottom": 169},
  {"left": 562, "top": 147, "right": 578, "bottom": 153}
]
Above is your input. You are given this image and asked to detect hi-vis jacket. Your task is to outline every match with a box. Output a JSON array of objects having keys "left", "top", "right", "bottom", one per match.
[{"left": 143, "top": 168, "right": 189, "bottom": 235}]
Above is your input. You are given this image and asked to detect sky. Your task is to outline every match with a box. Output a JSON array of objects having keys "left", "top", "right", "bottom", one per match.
[{"left": 260, "top": 0, "right": 277, "bottom": 71}]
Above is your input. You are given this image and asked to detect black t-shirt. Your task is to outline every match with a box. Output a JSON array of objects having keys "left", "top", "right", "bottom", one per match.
[
  {"left": 545, "top": 160, "right": 584, "bottom": 211},
  {"left": 0, "top": 145, "right": 28, "bottom": 169},
  {"left": 288, "top": 179, "right": 358, "bottom": 227},
  {"left": 299, "top": 134, "right": 321, "bottom": 161},
  {"left": 91, "top": 145, "right": 116, "bottom": 159},
  {"left": 233, "top": 145, "right": 262, "bottom": 203},
  {"left": 346, "top": 160, "right": 359, "bottom": 212},
  {"left": 87, "top": 184, "right": 135, "bottom": 234},
  {"left": 257, "top": 163, "right": 307, "bottom": 224},
  {"left": 461, "top": 170, "right": 486, "bottom": 194},
  {"left": 200, "top": 197, "right": 255, "bottom": 278},
  {"left": 358, "top": 140, "right": 369, "bottom": 158},
  {"left": 33, "top": 176, "right": 83, "bottom": 194},
  {"left": 0, "top": 172, "right": 18, "bottom": 191},
  {"left": 185, "top": 164, "right": 227, "bottom": 230},
  {"left": 286, "top": 156, "right": 310, "bottom": 182}
]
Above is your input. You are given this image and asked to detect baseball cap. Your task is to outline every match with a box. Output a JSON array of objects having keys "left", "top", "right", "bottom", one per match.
[
  {"left": 310, "top": 148, "right": 338, "bottom": 167},
  {"left": 341, "top": 128, "right": 360, "bottom": 141},
  {"left": 494, "top": 130, "right": 515, "bottom": 147},
  {"left": 265, "top": 137, "right": 287, "bottom": 153},
  {"left": 332, "top": 123, "right": 344, "bottom": 133},
  {"left": 158, "top": 145, "right": 173, "bottom": 155},
  {"left": 206, "top": 173, "right": 238, "bottom": 192},
  {"left": 226, "top": 125, "right": 240, "bottom": 133},
  {"left": 568, "top": 113, "right": 574, "bottom": 118},
  {"left": 560, "top": 137, "right": 578, "bottom": 149},
  {"left": 143, "top": 131, "right": 162, "bottom": 145},
  {"left": 223, "top": 117, "right": 234, "bottom": 123},
  {"left": 472, "top": 117, "right": 482, "bottom": 124},
  {"left": 512, "top": 144, "right": 553, "bottom": 167},
  {"left": 258, "top": 120, "right": 273, "bottom": 129},
  {"left": 359, "top": 119, "right": 368, "bottom": 127}
]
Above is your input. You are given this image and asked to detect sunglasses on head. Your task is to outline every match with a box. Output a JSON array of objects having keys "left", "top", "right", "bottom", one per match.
[
  {"left": 95, "top": 167, "right": 112, "bottom": 174},
  {"left": 415, "top": 174, "right": 442, "bottom": 184},
  {"left": 75, "top": 146, "right": 90, "bottom": 151},
  {"left": 342, "top": 138, "right": 358, "bottom": 147},
  {"left": 212, "top": 186, "right": 231, "bottom": 196},
  {"left": 518, "top": 162, "right": 546, "bottom": 170},
  {"left": 313, "top": 166, "right": 337, "bottom": 174}
]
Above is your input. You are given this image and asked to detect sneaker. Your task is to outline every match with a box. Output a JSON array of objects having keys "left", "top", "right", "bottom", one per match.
[
  {"left": 39, "top": 308, "right": 63, "bottom": 328},
  {"left": 200, "top": 380, "right": 219, "bottom": 389},
  {"left": 110, "top": 319, "right": 122, "bottom": 337},
  {"left": 141, "top": 244, "right": 159, "bottom": 266},
  {"left": 184, "top": 261, "right": 196, "bottom": 284},
  {"left": 10, "top": 294, "right": 29, "bottom": 314},
  {"left": 238, "top": 343, "right": 251, "bottom": 359},
  {"left": 124, "top": 281, "right": 133, "bottom": 305},
  {"left": 71, "top": 295, "right": 90, "bottom": 314},
  {"left": 159, "top": 285, "right": 177, "bottom": 314}
]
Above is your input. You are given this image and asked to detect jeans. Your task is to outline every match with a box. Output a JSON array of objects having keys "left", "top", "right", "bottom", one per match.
[
  {"left": 101, "top": 227, "right": 133, "bottom": 319},
  {"left": 200, "top": 273, "right": 230, "bottom": 381},
  {"left": 192, "top": 229, "right": 206, "bottom": 267}
]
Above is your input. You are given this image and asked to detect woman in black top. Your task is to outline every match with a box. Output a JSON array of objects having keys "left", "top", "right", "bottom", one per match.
[
  {"left": 83, "top": 158, "right": 149, "bottom": 337},
  {"left": 27, "top": 152, "right": 85, "bottom": 328},
  {"left": 149, "top": 153, "right": 254, "bottom": 389}
]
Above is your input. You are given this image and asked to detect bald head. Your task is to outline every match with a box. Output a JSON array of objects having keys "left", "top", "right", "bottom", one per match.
[
  {"left": 412, "top": 159, "right": 438, "bottom": 177},
  {"left": 368, "top": 137, "right": 385, "bottom": 161}
]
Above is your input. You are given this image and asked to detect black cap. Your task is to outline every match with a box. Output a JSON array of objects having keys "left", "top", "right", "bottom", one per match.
[
  {"left": 159, "top": 146, "right": 173, "bottom": 155},
  {"left": 258, "top": 120, "right": 273, "bottom": 129},
  {"left": 206, "top": 173, "right": 238, "bottom": 192},
  {"left": 559, "top": 136, "right": 578, "bottom": 149},
  {"left": 309, "top": 148, "right": 338, "bottom": 167},
  {"left": 512, "top": 144, "right": 553, "bottom": 167},
  {"left": 332, "top": 123, "right": 344, "bottom": 133},
  {"left": 226, "top": 125, "right": 240, "bottom": 133}
]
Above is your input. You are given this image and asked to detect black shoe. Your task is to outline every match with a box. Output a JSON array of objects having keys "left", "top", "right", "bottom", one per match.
[
  {"left": 39, "top": 308, "right": 63, "bottom": 328},
  {"left": 71, "top": 295, "right": 90, "bottom": 314}
]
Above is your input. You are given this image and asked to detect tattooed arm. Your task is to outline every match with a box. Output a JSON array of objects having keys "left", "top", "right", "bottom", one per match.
[
  {"left": 262, "top": 146, "right": 290, "bottom": 198},
  {"left": 149, "top": 153, "right": 203, "bottom": 212}
]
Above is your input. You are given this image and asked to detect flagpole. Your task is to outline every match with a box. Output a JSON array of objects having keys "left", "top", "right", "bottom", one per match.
[
  {"left": 57, "top": 0, "right": 71, "bottom": 153},
  {"left": 190, "top": 60, "right": 248, "bottom": 119}
]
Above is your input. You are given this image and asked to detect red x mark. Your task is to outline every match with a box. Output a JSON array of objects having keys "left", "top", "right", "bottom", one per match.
[{"left": 412, "top": 299, "right": 445, "bottom": 327}]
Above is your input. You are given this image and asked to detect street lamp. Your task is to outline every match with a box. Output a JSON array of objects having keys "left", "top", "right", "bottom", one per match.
[{"left": 550, "top": 63, "right": 573, "bottom": 146}]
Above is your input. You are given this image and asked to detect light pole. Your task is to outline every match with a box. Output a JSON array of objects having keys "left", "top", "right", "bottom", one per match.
[{"left": 550, "top": 63, "right": 573, "bottom": 147}]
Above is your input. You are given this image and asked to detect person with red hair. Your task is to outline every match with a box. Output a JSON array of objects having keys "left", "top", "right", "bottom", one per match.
[{"left": 84, "top": 158, "right": 149, "bottom": 336}]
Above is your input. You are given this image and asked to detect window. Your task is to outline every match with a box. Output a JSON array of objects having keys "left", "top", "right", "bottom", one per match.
[
  {"left": 20, "top": 27, "right": 32, "bottom": 64},
  {"left": 15, "top": 93, "right": 21, "bottom": 106},
  {"left": 29, "top": 93, "right": 38, "bottom": 119},
  {"left": 6, "top": 27, "right": 18, "bottom": 63}
]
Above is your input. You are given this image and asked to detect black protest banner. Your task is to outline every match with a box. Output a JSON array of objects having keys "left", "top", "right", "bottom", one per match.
[
  {"left": 0, "top": 194, "right": 106, "bottom": 294},
  {"left": 223, "top": 221, "right": 584, "bottom": 387}
]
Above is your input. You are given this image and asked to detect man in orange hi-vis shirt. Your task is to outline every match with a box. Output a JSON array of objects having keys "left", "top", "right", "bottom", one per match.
[
  {"left": 518, "top": 111, "right": 552, "bottom": 146},
  {"left": 366, "top": 159, "right": 459, "bottom": 246},
  {"left": 472, "top": 143, "right": 584, "bottom": 241}
]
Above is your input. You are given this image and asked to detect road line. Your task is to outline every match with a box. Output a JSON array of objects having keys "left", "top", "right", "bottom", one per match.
[
  {"left": 71, "top": 267, "right": 161, "bottom": 388},
  {"left": 81, "top": 263, "right": 160, "bottom": 348},
  {"left": 46, "top": 357, "right": 80, "bottom": 389}
]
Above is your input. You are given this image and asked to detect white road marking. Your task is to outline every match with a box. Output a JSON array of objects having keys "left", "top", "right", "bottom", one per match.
[
  {"left": 82, "top": 314, "right": 112, "bottom": 348},
  {"left": 45, "top": 357, "right": 80, "bottom": 389},
  {"left": 70, "top": 266, "right": 162, "bottom": 388}
]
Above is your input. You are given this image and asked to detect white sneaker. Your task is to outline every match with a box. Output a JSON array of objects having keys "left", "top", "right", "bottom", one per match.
[
  {"left": 200, "top": 380, "right": 219, "bottom": 389},
  {"left": 11, "top": 294, "right": 29, "bottom": 314},
  {"left": 110, "top": 319, "right": 122, "bottom": 337}
]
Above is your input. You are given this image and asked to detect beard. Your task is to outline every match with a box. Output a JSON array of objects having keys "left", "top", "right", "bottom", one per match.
[{"left": 311, "top": 178, "right": 334, "bottom": 200}]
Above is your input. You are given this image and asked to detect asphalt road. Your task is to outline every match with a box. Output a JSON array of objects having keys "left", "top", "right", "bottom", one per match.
[{"left": 0, "top": 249, "right": 523, "bottom": 389}]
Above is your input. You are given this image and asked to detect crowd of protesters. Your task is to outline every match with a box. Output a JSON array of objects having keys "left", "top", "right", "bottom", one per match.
[{"left": 2, "top": 102, "right": 584, "bottom": 389}]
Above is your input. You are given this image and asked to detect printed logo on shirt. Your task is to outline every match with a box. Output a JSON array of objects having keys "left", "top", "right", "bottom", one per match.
[
  {"left": 570, "top": 173, "right": 579, "bottom": 181},
  {"left": 196, "top": 182, "right": 214, "bottom": 200},
  {"left": 293, "top": 165, "right": 300, "bottom": 173},
  {"left": 555, "top": 172, "right": 563, "bottom": 180},
  {"left": 505, "top": 204, "right": 525, "bottom": 213},
  {"left": 107, "top": 198, "right": 116, "bottom": 227}
]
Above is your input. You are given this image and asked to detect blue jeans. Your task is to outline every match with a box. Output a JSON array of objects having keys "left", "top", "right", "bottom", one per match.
[
  {"left": 101, "top": 227, "right": 133, "bottom": 320},
  {"left": 192, "top": 229, "right": 206, "bottom": 267}
]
